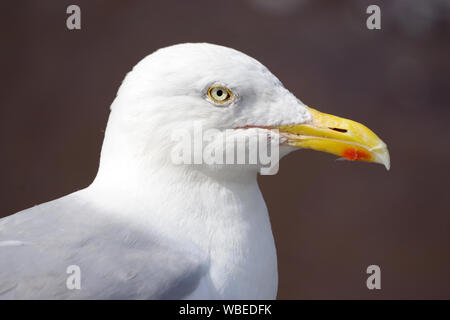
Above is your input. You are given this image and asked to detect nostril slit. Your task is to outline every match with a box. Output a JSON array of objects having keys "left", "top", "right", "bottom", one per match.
[{"left": 329, "top": 127, "right": 348, "bottom": 133}]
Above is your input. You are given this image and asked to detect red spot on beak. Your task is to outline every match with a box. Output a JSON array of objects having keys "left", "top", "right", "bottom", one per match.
[{"left": 342, "top": 148, "right": 371, "bottom": 161}]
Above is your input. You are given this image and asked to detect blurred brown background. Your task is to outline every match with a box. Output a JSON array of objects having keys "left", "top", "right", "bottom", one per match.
[{"left": 1, "top": 0, "right": 449, "bottom": 299}]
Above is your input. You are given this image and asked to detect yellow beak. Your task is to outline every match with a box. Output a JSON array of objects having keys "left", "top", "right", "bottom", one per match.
[{"left": 277, "top": 107, "right": 390, "bottom": 170}]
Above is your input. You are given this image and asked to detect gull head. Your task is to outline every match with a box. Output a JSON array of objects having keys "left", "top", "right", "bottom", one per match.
[{"left": 98, "top": 43, "right": 389, "bottom": 179}]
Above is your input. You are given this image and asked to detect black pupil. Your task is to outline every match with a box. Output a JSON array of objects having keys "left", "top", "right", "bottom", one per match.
[{"left": 216, "top": 90, "right": 223, "bottom": 97}]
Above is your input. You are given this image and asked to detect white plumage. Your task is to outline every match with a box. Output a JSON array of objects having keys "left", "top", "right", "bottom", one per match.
[{"left": 0, "top": 43, "right": 389, "bottom": 299}]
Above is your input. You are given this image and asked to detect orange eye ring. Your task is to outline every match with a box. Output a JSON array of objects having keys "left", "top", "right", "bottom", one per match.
[{"left": 208, "top": 86, "right": 232, "bottom": 103}]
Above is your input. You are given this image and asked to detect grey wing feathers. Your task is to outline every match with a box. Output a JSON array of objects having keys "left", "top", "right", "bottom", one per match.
[{"left": 0, "top": 192, "right": 207, "bottom": 299}]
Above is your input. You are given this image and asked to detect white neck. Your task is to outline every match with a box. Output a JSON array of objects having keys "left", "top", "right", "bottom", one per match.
[
  {"left": 84, "top": 108, "right": 278, "bottom": 298},
  {"left": 89, "top": 161, "right": 278, "bottom": 299}
]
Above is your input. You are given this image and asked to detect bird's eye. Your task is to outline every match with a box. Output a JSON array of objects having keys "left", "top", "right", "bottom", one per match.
[{"left": 208, "top": 86, "right": 232, "bottom": 104}]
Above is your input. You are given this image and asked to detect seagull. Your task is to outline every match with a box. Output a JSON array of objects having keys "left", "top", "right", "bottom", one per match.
[{"left": 0, "top": 43, "right": 389, "bottom": 299}]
